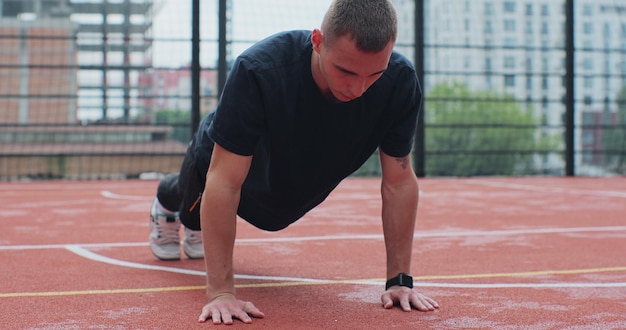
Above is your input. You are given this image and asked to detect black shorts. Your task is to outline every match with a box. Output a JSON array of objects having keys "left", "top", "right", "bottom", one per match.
[{"left": 178, "top": 126, "right": 214, "bottom": 231}]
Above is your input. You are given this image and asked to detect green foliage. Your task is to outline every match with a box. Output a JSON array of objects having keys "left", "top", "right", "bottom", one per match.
[
  {"left": 602, "top": 86, "right": 626, "bottom": 173},
  {"left": 425, "top": 82, "right": 557, "bottom": 176},
  {"left": 352, "top": 150, "right": 381, "bottom": 177},
  {"left": 154, "top": 109, "right": 193, "bottom": 143}
]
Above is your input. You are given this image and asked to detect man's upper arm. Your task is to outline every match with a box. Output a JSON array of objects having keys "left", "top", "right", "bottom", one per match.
[{"left": 206, "top": 143, "right": 253, "bottom": 189}]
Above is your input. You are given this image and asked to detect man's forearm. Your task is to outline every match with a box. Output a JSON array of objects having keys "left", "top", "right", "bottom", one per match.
[
  {"left": 381, "top": 178, "right": 419, "bottom": 280},
  {"left": 200, "top": 181, "right": 240, "bottom": 299}
]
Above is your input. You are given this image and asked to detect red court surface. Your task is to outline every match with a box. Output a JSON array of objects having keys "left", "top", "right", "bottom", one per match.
[{"left": 1, "top": 177, "right": 626, "bottom": 329}]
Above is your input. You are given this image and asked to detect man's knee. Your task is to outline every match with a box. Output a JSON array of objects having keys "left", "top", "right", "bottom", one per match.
[{"left": 156, "top": 173, "right": 182, "bottom": 211}]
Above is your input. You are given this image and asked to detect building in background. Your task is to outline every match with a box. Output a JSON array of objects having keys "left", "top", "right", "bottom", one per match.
[
  {"left": 419, "top": 0, "right": 625, "bottom": 174},
  {"left": 144, "top": 67, "right": 217, "bottom": 115},
  {"left": 0, "top": 0, "right": 157, "bottom": 123},
  {"left": 0, "top": 0, "right": 186, "bottom": 180},
  {"left": 0, "top": 4, "right": 77, "bottom": 124}
]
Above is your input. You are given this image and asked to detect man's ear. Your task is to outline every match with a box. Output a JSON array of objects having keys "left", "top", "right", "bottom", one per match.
[{"left": 311, "top": 29, "right": 323, "bottom": 53}]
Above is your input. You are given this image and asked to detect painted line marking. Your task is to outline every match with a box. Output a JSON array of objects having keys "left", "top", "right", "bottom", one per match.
[
  {"left": 100, "top": 190, "right": 151, "bottom": 201},
  {"left": 1, "top": 246, "right": 625, "bottom": 299},
  {"left": 65, "top": 245, "right": 626, "bottom": 282},
  {"left": 0, "top": 286, "right": 207, "bottom": 298},
  {"left": 466, "top": 180, "right": 626, "bottom": 198},
  {"left": 2, "top": 225, "right": 626, "bottom": 251},
  {"left": 3, "top": 227, "right": 626, "bottom": 298},
  {"left": 65, "top": 245, "right": 330, "bottom": 283},
  {"left": 4, "top": 280, "right": 626, "bottom": 299}
]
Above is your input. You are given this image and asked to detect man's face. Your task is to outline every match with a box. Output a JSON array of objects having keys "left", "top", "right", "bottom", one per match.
[{"left": 311, "top": 29, "right": 393, "bottom": 102}]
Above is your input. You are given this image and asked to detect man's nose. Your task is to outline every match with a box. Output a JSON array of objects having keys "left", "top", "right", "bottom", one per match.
[{"left": 348, "top": 78, "right": 368, "bottom": 98}]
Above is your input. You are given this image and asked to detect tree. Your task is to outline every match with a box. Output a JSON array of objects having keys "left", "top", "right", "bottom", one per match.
[
  {"left": 154, "top": 109, "right": 193, "bottom": 143},
  {"left": 425, "top": 82, "right": 557, "bottom": 176},
  {"left": 602, "top": 86, "right": 626, "bottom": 174}
]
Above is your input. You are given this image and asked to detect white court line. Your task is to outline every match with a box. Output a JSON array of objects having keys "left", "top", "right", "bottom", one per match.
[
  {"left": 466, "top": 180, "right": 626, "bottom": 198},
  {"left": 414, "top": 282, "right": 626, "bottom": 288},
  {"left": 65, "top": 245, "right": 329, "bottom": 283},
  {"left": 2, "top": 225, "right": 626, "bottom": 251},
  {"left": 66, "top": 245, "right": 205, "bottom": 276},
  {"left": 100, "top": 190, "right": 152, "bottom": 201},
  {"left": 65, "top": 245, "right": 626, "bottom": 289}
]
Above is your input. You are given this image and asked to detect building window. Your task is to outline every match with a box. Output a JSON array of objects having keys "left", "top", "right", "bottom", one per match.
[
  {"left": 541, "top": 22, "right": 549, "bottom": 35},
  {"left": 504, "top": 75, "right": 516, "bottom": 87},
  {"left": 542, "top": 76, "right": 549, "bottom": 90},
  {"left": 504, "top": 1, "right": 516, "bottom": 13},
  {"left": 526, "top": 4, "right": 533, "bottom": 16},
  {"left": 504, "top": 19, "right": 516, "bottom": 32},
  {"left": 584, "top": 76, "right": 593, "bottom": 89},
  {"left": 542, "top": 58, "right": 549, "bottom": 72},
  {"left": 485, "top": 20, "right": 493, "bottom": 33},
  {"left": 485, "top": 2, "right": 494, "bottom": 15},
  {"left": 583, "top": 22, "right": 593, "bottom": 34},
  {"left": 504, "top": 56, "right": 515, "bottom": 69},
  {"left": 504, "top": 38, "right": 517, "bottom": 48},
  {"left": 582, "top": 4, "right": 592, "bottom": 16},
  {"left": 583, "top": 58, "right": 593, "bottom": 71},
  {"left": 582, "top": 130, "right": 594, "bottom": 145},
  {"left": 525, "top": 21, "right": 533, "bottom": 34},
  {"left": 541, "top": 4, "right": 549, "bottom": 16}
]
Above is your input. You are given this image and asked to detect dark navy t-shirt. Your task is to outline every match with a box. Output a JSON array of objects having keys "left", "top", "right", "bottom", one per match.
[{"left": 197, "top": 30, "right": 421, "bottom": 231}]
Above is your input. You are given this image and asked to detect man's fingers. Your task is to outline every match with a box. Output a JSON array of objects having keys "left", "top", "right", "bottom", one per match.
[
  {"left": 410, "top": 294, "right": 439, "bottom": 311},
  {"left": 400, "top": 297, "right": 412, "bottom": 311},
  {"left": 381, "top": 288, "right": 440, "bottom": 312},
  {"left": 198, "top": 306, "right": 212, "bottom": 323},
  {"left": 218, "top": 309, "right": 235, "bottom": 325},
  {"left": 198, "top": 300, "right": 264, "bottom": 324},
  {"left": 426, "top": 296, "right": 440, "bottom": 309},
  {"left": 381, "top": 294, "right": 394, "bottom": 309},
  {"left": 243, "top": 302, "right": 266, "bottom": 319}
]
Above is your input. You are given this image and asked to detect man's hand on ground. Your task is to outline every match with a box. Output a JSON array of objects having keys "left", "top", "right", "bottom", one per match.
[
  {"left": 381, "top": 287, "right": 440, "bottom": 312},
  {"left": 198, "top": 293, "right": 265, "bottom": 325}
]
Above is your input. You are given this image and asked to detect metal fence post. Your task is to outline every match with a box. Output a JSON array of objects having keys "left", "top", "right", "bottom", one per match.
[
  {"left": 191, "top": 0, "right": 201, "bottom": 137},
  {"left": 414, "top": 0, "right": 426, "bottom": 177},
  {"left": 218, "top": 0, "right": 228, "bottom": 99},
  {"left": 565, "top": 0, "right": 575, "bottom": 176}
]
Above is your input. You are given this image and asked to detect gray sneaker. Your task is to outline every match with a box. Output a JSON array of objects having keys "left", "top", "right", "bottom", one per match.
[
  {"left": 149, "top": 198, "right": 181, "bottom": 260},
  {"left": 183, "top": 227, "right": 204, "bottom": 259}
]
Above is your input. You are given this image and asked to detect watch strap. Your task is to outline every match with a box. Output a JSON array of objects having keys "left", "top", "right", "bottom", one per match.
[{"left": 385, "top": 273, "right": 413, "bottom": 290}]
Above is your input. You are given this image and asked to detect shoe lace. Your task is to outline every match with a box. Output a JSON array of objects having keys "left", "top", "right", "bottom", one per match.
[
  {"left": 185, "top": 228, "right": 203, "bottom": 245},
  {"left": 155, "top": 216, "right": 180, "bottom": 244}
]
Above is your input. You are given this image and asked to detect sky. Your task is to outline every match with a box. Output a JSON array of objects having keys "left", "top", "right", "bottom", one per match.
[{"left": 152, "top": 0, "right": 332, "bottom": 68}]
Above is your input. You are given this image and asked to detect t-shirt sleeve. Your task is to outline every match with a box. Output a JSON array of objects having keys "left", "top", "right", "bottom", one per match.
[
  {"left": 208, "top": 57, "right": 265, "bottom": 156},
  {"left": 379, "top": 67, "right": 421, "bottom": 158}
]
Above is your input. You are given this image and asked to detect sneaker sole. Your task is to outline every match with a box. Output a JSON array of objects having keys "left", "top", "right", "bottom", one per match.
[
  {"left": 183, "top": 246, "right": 204, "bottom": 260},
  {"left": 152, "top": 252, "right": 181, "bottom": 261}
]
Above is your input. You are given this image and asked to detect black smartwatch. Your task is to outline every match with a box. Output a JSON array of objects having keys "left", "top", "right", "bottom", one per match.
[{"left": 385, "top": 273, "right": 413, "bottom": 290}]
